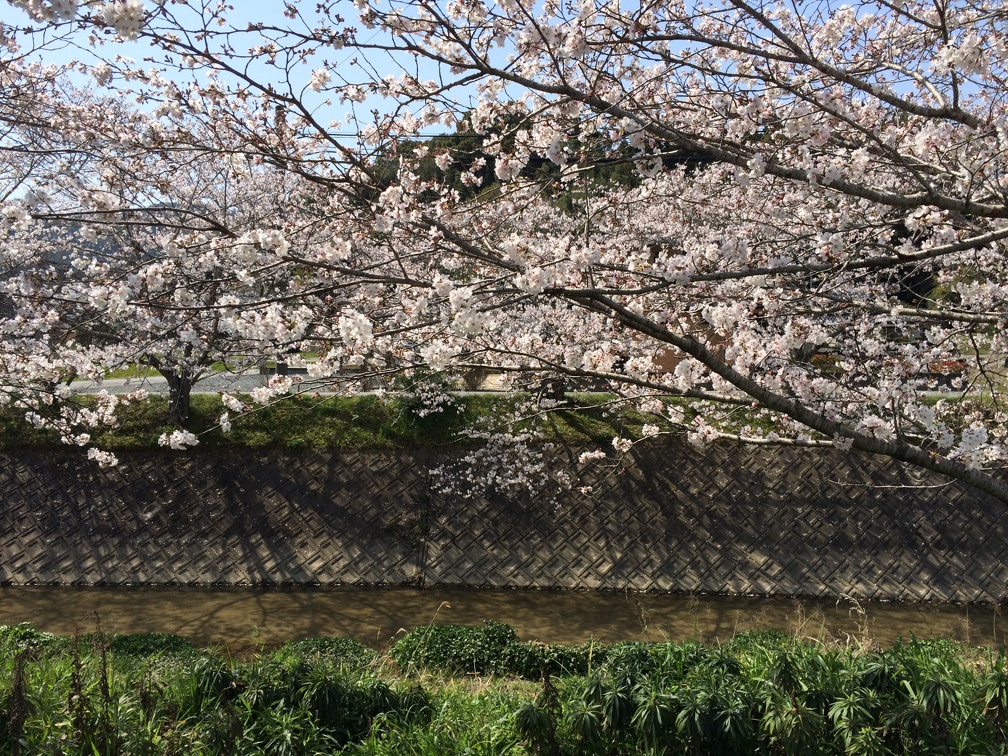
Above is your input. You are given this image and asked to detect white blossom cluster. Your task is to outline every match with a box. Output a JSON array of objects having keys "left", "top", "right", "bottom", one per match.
[
  {"left": 9, "top": 0, "right": 78, "bottom": 21},
  {"left": 99, "top": 0, "right": 144, "bottom": 40},
  {"left": 403, "top": 380, "right": 456, "bottom": 418},
  {"left": 158, "top": 429, "right": 199, "bottom": 449}
]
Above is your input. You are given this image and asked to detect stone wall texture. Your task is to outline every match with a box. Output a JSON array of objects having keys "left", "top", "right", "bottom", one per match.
[{"left": 2, "top": 443, "right": 1005, "bottom": 602}]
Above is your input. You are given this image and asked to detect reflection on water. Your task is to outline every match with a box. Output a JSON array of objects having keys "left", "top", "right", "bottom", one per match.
[{"left": 1, "top": 586, "right": 1005, "bottom": 653}]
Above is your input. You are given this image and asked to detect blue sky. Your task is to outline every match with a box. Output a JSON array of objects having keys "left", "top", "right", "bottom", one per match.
[{"left": 3, "top": 0, "right": 474, "bottom": 138}]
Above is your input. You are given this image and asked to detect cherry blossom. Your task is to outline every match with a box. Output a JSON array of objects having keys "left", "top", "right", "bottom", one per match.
[{"left": 4, "top": 0, "right": 1008, "bottom": 501}]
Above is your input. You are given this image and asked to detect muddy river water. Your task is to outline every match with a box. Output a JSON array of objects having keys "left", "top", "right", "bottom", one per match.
[{"left": 1, "top": 586, "right": 1005, "bottom": 653}]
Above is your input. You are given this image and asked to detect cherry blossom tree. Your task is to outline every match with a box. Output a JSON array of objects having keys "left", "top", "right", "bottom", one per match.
[
  {"left": 0, "top": 26, "right": 130, "bottom": 450},
  {"left": 0, "top": 43, "right": 335, "bottom": 434},
  {"left": 6, "top": 0, "right": 1008, "bottom": 500},
  {"left": 0, "top": 100, "right": 341, "bottom": 433}
]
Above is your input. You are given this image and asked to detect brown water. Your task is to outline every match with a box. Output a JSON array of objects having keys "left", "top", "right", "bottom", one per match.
[{"left": 1, "top": 586, "right": 1005, "bottom": 653}]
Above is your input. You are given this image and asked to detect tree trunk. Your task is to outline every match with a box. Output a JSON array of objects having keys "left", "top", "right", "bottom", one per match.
[{"left": 162, "top": 370, "right": 194, "bottom": 428}]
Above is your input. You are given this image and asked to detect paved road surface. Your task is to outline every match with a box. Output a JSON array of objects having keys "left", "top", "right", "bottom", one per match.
[
  {"left": 72, "top": 371, "right": 268, "bottom": 396},
  {"left": 71, "top": 370, "right": 508, "bottom": 396}
]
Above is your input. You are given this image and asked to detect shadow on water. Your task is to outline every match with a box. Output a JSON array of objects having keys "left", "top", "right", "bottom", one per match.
[{"left": 1, "top": 586, "right": 1005, "bottom": 654}]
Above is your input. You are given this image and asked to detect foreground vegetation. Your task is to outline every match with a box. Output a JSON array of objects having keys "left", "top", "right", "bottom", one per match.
[{"left": 4, "top": 622, "right": 1008, "bottom": 754}]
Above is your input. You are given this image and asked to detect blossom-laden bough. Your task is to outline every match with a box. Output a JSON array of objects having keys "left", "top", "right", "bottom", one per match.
[{"left": 3, "top": 0, "right": 1008, "bottom": 500}]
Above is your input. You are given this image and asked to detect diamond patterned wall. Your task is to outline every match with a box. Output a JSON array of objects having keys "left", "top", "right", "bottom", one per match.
[{"left": 2, "top": 443, "right": 1005, "bottom": 601}]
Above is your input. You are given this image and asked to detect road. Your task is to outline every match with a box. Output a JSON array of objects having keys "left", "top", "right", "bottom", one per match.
[
  {"left": 73, "top": 370, "right": 280, "bottom": 396},
  {"left": 71, "top": 368, "right": 509, "bottom": 396}
]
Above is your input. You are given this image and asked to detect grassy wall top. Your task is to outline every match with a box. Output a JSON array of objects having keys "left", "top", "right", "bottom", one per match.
[{"left": 0, "top": 393, "right": 663, "bottom": 452}]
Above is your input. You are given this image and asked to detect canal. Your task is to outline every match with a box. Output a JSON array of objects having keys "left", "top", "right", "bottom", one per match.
[{"left": 2, "top": 586, "right": 1005, "bottom": 653}]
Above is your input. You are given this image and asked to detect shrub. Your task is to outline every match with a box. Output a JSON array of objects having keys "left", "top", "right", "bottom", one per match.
[
  {"left": 391, "top": 621, "right": 519, "bottom": 675},
  {"left": 105, "top": 632, "right": 195, "bottom": 659},
  {"left": 0, "top": 623, "right": 68, "bottom": 658},
  {"left": 270, "top": 637, "right": 377, "bottom": 672},
  {"left": 172, "top": 655, "right": 240, "bottom": 717},
  {"left": 232, "top": 661, "right": 432, "bottom": 748},
  {"left": 504, "top": 639, "right": 607, "bottom": 680},
  {"left": 600, "top": 641, "right": 654, "bottom": 675}
]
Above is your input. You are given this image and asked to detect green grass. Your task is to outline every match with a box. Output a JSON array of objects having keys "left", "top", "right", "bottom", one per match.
[
  {"left": 0, "top": 392, "right": 687, "bottom": 452},
  {"left": 78, "top": 361, "right": 244, "bottom": 380},
  {"left": 5, "top": 385, "right": 999, "bottom": 456}
]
